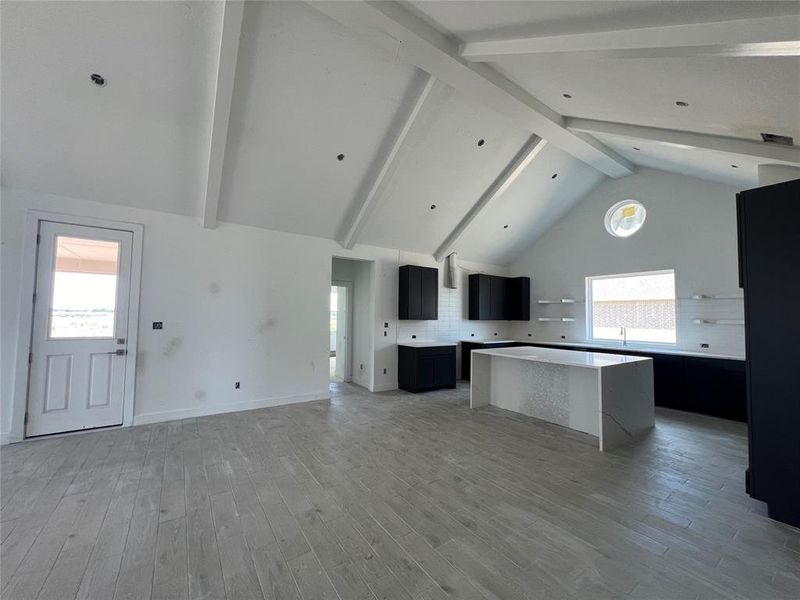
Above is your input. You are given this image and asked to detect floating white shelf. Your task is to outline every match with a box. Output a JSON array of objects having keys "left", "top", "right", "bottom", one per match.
[
  {"left": 538, "top": 317, "right": 576, "bottom": 322},
  {"left": 692, "top": 318, "right": 745, "bottom": 325},
  {"left": 537, "top": 299, "right": 576, "bottom": 304},
  {"left": 692, "top": 294, "right": 744, "bottom": 300}
]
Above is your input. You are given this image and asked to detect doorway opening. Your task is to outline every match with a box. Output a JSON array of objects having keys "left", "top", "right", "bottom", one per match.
[
  {"left": 330, "top": 282, "right": 352, "bottom": 382},
  {"left": 331, "top": 257, "right": 372, "bottom": 389}
]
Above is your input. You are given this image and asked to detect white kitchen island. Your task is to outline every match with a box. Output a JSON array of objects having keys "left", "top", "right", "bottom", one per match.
[{"left": 471, "top": 346, "right": 654, "bottom": 451}]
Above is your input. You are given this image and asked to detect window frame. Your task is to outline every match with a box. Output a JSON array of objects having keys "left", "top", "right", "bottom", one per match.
[{"left": 585, "top": 268, "right": 677, "bottom": 347}]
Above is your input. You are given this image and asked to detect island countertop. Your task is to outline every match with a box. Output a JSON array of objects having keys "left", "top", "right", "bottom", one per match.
[
  {"left": 515, "top": 339, "right": 743, "bottom": 361},
  {"left": 472, "top": 345, "right": 651, "bottom": 370},
  {"left": 397, "top": 342, "right": 458, "bottom": 348}
]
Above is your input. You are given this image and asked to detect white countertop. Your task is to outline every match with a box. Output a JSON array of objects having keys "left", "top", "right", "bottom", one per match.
[
  {"left": 398, "top": 342, "right": 457, "bottom": 348},
  {"left": 461, "top": 339, "right": 516, "bottom": 344},
  {"left": 472, "top": 345, "right": 651, "bottom": 369},
  {"left": 517, "top": 339, "right": 744, "bottom": 361}
]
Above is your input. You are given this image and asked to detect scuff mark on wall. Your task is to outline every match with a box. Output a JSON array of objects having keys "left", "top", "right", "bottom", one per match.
[
  {"left": 163, "top": 337, "right": 183, "bottom": 357},
  {"left": 256, "top": 318, "right": 277, "bottom": 335},
  {"left": 208, "top": 282, "right": 221, "bottom": 294}
]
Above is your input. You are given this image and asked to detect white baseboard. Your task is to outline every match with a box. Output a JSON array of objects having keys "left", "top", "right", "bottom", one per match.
[
  {"left": 371, "top": 382, "right": 398, "bottom": 393},
  {"left": 132, "top": 391, "right": 330, "bottom": 426}
]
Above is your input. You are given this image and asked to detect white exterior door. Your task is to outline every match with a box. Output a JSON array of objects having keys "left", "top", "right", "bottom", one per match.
[{"left": 26, "top": 221, "right": 134, "bottom": 437}]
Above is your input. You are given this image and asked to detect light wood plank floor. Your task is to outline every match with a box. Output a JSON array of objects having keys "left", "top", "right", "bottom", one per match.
[{"left": 2, "top": 382, "right": 799, "bottom": 600}]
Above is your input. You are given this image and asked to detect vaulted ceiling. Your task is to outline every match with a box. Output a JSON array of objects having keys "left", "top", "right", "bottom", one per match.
[{"left": 3, "top": 1, "right": 799, "bottom": 265}]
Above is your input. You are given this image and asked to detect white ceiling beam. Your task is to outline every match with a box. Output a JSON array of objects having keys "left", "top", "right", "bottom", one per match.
[
  {"left": 460, "top": 15, "right": 800, "bottom": 61},
  {"left": 339, "top": 72, "right": 437, "bottom": 249},
  {"left": 567, "top": 118, "right": 800, "bottom": 167},
  {"left": 200, "top": 0, "right": 245, "bottom": 229},
  {"left": 433, "top": 135, "right": 547, "bottom": 262},
  {"left": 308, "top": 1, "right": 634, "bottom": 179}
]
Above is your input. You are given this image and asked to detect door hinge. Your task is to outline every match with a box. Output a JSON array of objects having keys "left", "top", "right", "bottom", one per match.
[
  {"left": 24, "top": 412, "right": 28, "bottom": 424},
  {"left": 28, "top": 351, "right": 33, "bottom": 364},
  {"left": 32, "top": 293, "right": 36, "bottom": 304},
  {"left": 36, "top": 234, "right": 41, "bottom": 245}
]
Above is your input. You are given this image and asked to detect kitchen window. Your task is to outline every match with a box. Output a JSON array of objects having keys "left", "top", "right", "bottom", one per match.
[{"left": 587, "top": 270, "right": 676, "bottom": 344}]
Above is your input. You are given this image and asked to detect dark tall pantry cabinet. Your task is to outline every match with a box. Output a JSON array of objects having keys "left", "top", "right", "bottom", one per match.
[{"left": 737, "top": 178, "right": 800, "bottom": 527}]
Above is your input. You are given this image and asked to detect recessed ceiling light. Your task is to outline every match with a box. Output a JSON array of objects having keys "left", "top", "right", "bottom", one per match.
[
  {"left": 562, "top": 93, "right": 572, "bottom": 99},
  {"left": 477, "top": 139, "right": 485, "bottom": 147},
  {"left": 337, "top": 153, "right": 345, "bottom": 161},
  {"left": 551, "top": 173, "right": 558, "bottom": 179},
  {"left": 430, "top": 204, "right": 436, "bottom": 210},
  {"left": 503, "top": 225, "right": 509, "bottom": 229},
  {"left": 731, "top": 164, "right": 739, "bottom": 168},
  {"left": 675, "top": 100, "right": 689, "bottom": 107},
  {"left": 90, "top": 73, "right": 106, "bottom": 87}
]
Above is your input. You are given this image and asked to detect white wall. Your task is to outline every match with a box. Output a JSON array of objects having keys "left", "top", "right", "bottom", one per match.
[
  {"left": 509, "top": 168, "right": 745, "bottom": 358},
  {"left": 1, "top": 187, "right": 512, "bottom": 440},
  {"left": 0, "top": 188, "right": 404, "bottom": 440}
]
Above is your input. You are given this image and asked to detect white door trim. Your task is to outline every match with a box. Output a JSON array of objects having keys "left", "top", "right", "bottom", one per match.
[{"left": 9, "top": 210, "right": 144, "bottom": 443}]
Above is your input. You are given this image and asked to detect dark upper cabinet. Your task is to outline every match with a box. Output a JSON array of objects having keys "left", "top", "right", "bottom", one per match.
[
  {"left": 738, "top": 178, "right": 800, "bottom": 527},
  {"left": 399, "top": 265, "right": 438, "bottom": 320},
  {"left": 469, "top": 274, "right": 492, "bottom": 320},
  {"left": 468, "top": 274, "right": 530, "bottom": 320},
  {"left": 506, "top": 277, "right": 531, "bottom": 321},
  {"left": 489, "top": 276, "right": 506, "bottom": 320}
]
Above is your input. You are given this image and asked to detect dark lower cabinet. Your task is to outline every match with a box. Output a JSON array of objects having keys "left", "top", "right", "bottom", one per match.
[
  {"left": 460, "top": 341, "right": 516, "bottom": 380},
  {"left": 517, "top": 342, "right": 746, "bottom": 422},
  {"left": 738, "top": 178, "right": 800, "bottom": 528},
  {"left": 398, "top": 345, "right": 456, "bottom": 393}
]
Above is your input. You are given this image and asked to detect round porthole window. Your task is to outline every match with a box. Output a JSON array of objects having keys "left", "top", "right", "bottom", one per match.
[{"left": 604, "top": 200, "right": 646, "bottom": 238}]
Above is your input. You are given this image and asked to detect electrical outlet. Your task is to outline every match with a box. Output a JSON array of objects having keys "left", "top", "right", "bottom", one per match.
[
  {"left": 701, "top": 343, "right": 709, "bottom": 348},
  {"left": 234, "top": 381, "right": 240, "bottom": 389},
  {"left": 383, "top": 368, "right": 387, "bottom": 374},
  {"left": 470, "top": 333, "right": 475, "bottom": 337},
  {"left": 383, "top": 331, "right": 387, "bottom": 336},
  {"left": 152, "top": 322, "right": 163, "bottom": 330},
  {"left": 493, "top": 332, "right": 498, "bottom": 336},
  {"left": 384, "top": 322, "right": 389, "bottom": 328},
  {"left": 411, "top": 334, "right": 417, "bottom": 339},
  {"left": 360, "top": 364, "right": 364, "bottom": 370},
  {"left": 560, "top": 335, "right": 565, "bottom": 339}
]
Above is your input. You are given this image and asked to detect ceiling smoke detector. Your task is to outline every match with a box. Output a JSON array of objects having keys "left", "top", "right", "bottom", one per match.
[
  {"left": 90, "top": 73, "right": 106, "bottom": 87},
  {"left": 760, "top": 133, "right": 794, "bottom": 146},
  {"left": 675, "top": 100, "right": 689, "bottom": 107}
]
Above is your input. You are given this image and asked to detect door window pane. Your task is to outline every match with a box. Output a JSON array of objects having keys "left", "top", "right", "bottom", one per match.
[{"left": 49, "top": 236, "right": 120, "bottom": 338}]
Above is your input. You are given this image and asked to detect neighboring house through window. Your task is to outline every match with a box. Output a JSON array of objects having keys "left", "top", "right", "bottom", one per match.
[{"left": 587, "top": 270, "right": 676, "bottom": 344}]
